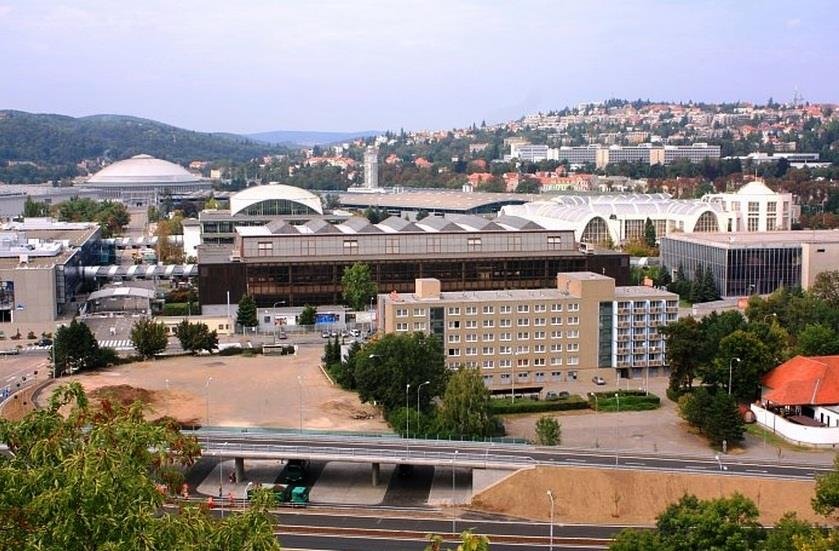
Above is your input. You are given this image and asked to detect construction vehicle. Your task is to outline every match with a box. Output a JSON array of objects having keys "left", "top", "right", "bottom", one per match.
[{"left": 246, "top": 482, "right": 309, "bottom": 506}]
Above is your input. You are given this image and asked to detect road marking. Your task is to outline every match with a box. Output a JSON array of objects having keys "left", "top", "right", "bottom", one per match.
[
  {"left": 625, "top": 462, "right": 646, "bottom": 466},
  {"left": 564, "top": 458, "right": 587, "bottom": 463},
  {"left": 692, "top": 466, "right": 711, "bottom": 470},
  {"left": 746, "top": 469, "right": 769, "bottom": 474}
]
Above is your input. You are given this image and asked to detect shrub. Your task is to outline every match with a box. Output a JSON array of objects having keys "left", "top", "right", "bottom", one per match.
[
  {"left": 162, "top": 302, "right": 199, "bottom": 316},
  {"left": 218, "top": 346, "right": 243, "bottom": 356},
  {"left": 489, "top": 396, "right": 589, "bottom": 414},
  {"left": 27, "top": 331, "right": 36, "bottom": 340},
  {"left": 588, "top": 391, "right": 661, "bottom": 412},
  {"left": 535, "top": 416, "right": 561, "bottom": 445}
]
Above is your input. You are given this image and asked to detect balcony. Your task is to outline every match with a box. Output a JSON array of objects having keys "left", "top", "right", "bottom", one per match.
[
  {"left": 649, "top": 346, "right": 660, "bottom": 353},
  {"left": 617, "top": 334, "right": 630, "bottom": 342},
  {"left": 633, "top": 321, "right": 647, "bottom": 328},
  {"left": 617, "top": 307, "right": 631, "bottom": 315},
  {"left": 617, "top": 321, "right": 630, "bottom": 328},
  {"left": 649, "top": 307, "right": 662, "bottom": 314},
  {"left": 666, "top": 306, "right": 678, "bottom": 314},
  {"left": 633, "top": 307, "right": 647, "bottom": 314},
  {"left": 648, "top": 360, "right": 662, "bottom": 367},
  {"left": 633, "top": 334, "right": 647, "bottom": 341},
  {"left": 617, "top": 361, "right": 632, "bottom": 368}
]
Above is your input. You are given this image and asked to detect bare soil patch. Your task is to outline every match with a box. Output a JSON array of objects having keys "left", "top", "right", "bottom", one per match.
[{"left": 471, "top": 465, "right": 826, "bottom": 526}]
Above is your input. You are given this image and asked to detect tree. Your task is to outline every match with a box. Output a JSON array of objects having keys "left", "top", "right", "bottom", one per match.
[
  {"left": 535, "top": 416, "right": 561, "bottom": 446},
  {"left": 515, "top": 177, "right": 540, "bottom": 194},
  {"left": 0, "top": 383, "right": 280, "bottom": 550},
  {"left": 437, "top": 367, "right": 494, "bottom": 438},
  {"left": 175, "top": 320, "right": 218, "bottom": 354},
  {"left": 655, "top": 494, "right": 763, "bottom": 550},
  {"left": 52, "top": 319, "right": 101, "bottom": 376},
  {"left": 341, "top": 262, "right": 377, "bottom": 311},
  {"left": 416, "top": 209, "right": 430, "bottom": 220},
  {"left": 155, "top": 216, "right": 184, "bottom": 264},
  {"left": 236, "top": 294, "right": 258, "bottom": 329},
  {"left": 644, "top": 217, "right": 657, "bottom": 248},
  {"left": 299, "top": 304, "right": 317, "bottom": 326},
  {"left": 661, "top": 317, "right": 704, "bottom": 393},
  {"left": 23, "top": 197, "right": 49, "bottom": 217},
  {"left": 426, "top": 530, "right": 491, "bottom": 551},
  {"left": 704, "top": 391, "right": 745, "bottom": 447},
  {"left": 797, "top": 323, "right": 839, "bottom": 356},
  {"left": 811, "top": 270, "right": 839, "bottom": 308},
  {"left": 130, "top": 318, "right": 168, "bottom": 359},
  {"left": 707, "top": 330, "right": 773, "bottom": 401},
  {"left": 701, "top": 265, "right": 720, "bottom": 302},
  {"left": 354, "top": 333, "right": 446, "bottom": 413},
  {"left": 761, "top": 512, "right": 818, "bottom": 551},
  {"left": 688, "top": 263, "right": 705, "bottom": 303},
  {"left": 813, "top": 455, "right": 839, "bottom": 518}
]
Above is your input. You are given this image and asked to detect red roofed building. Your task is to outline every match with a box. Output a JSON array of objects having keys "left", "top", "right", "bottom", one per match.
[{"left": 414, "top": 157, "right": 432, "bottom": 169}]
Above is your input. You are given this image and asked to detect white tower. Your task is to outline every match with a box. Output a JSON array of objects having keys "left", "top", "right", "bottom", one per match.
[{"left": 363, "top": 146, "right": 379, "bottom": 189}]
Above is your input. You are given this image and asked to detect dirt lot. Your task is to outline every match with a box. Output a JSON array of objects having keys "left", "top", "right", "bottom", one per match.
[
  {"left": 37, "top": 345, "right": 388, "bottom": 432},
  {"left": 471, "top": 465, "right": 826, "bottom": 526}
]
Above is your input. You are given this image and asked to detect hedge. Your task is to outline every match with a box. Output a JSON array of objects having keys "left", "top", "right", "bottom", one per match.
[
  {"left": 162, "top": 302, "right": 200, "bottom": 316},
  {"left": 589, "top": 392, "right": 661, "bottom": 412},
  {"left": 490, "top": 396, "right": 589, "bottom": 415}
]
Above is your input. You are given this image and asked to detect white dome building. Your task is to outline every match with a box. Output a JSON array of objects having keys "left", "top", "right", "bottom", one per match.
[
  {"left": 703, "top": 180, "right": 794, "bottom": 232},
  {"left": 229, "top": 184, "right": 323, "bottom": 216},
  {"left": 80, "top": 154, "right": 211, "bottom": 206}
]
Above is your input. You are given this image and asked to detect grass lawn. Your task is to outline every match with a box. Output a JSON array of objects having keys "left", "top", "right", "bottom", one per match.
[{"left": 745, "top": 423, "right": 813, "bottom": 453}]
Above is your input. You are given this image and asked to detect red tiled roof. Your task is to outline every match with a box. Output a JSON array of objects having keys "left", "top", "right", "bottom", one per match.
[{"left": 761, "top": 355, "right": 839, "bottom": 406}]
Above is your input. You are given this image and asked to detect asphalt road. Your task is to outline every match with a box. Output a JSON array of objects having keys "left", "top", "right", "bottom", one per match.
[
  {"left": 277, "top": 533, "right": 606, "bottom": 551},
  {"left": 194, "top": 430, "right": 831, "bottom": 481}
]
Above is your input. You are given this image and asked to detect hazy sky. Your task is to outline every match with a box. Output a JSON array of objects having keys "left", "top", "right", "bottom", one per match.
[{"left": 1, "top": 1, "right": 837, "bottom": 133}]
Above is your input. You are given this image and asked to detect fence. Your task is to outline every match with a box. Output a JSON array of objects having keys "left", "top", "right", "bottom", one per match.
[{"left": 751, "top": 404, "right": 839, "bottom": 448}]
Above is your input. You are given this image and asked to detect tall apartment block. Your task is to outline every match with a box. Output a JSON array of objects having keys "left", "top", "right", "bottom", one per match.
[
  {"left": 379, "top": 272, "right": 678, "bottom": 395},
  {"left": 363, "top": 146, "right": 379, "bottom": 189}
]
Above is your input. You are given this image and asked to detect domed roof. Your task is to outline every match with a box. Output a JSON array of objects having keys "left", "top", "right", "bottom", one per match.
[
  {"left": 736, "top": 180, "right": 775, "bottom": 196},
  {"left": 230, "top": 183, "right": 323, "bottom": 215},
  {"left": 87, "top": 154, "right": 201, "bottom": 184}
]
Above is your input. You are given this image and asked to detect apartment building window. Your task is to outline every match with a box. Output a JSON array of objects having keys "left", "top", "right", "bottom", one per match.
[
  {"left": 534, "top": 359, "right": 546, "bottom": 367},
  {"left": 343, "top": 240, "right": 359, "bottom": 254},
  {"left": 516, "top": 332, "right": 530, "bottom": 340},
  {"left": 413, "top": 308, "right": 426, "bottom": 316},
  {"left": 484, "top": 319, "right": 496, "bottom": 328},
  {"left": 534, "top": 304, "right": 547, "bottom": 312},
  {"left": 499, "top": 345, "right": 512, "bottom": 355},
  {"left": 500, "top": 305, "right": 512, "bottom": 314},
  {"left": 567, "top": 370, "right": 577, "bottom": 380},
  {"left": 500, "top": 332, "right": 511, "bottom": 341},
  {"left": 499, "top": 359, "right": 512, "bottom": 368},
  {"left": 465, "top": 306, "right": 477, "bottom": 315},
  {"left": 465, "top": 320, "right": 477, "bottom": 329},
  {"left": 517, "top": 305, "right": 530, "bottom": 313},
  {"left": 465, "top": 347, "right": 477, "bottom": 356},
  {"left": 567, "top": 329, "right": 579, "bottom": 338},
  {"left": 551, "top": 303, "right": 563, "bottom": 312},
  {"left": 551, "top": 358, "right": 563, "bottom": 366},
  {"left": 447, "top": 320, "right": 460, "bottom": 329},
  {"left": 517, "top": 358, "right": 530, "bottom": 368},
  {"left": 413, "top": 322, "right": 426, "bottom": 331},
  {"left": 482, "top": 360, "right": 494, "bottom": 369},
  {"left": 535, "top": 371, "right": 546, "bottom": 382},
  {"left": 767, "top": 218, "right": 776, "bottom": 231},
  {"left": 551, "top": 330, "right": 563, "bottom": 339},
  {"left": 534, "top": 344, "right": 546, "bottom": 353},
  {"left": 517, "top": 318, "right": 530, "bottom": 327},
  {"left": 567, "top": 356, "right": 579, "bottom": 366},
  {"left": 567, "top": 343, "right": 580, "bottom": 352},
  {"left": 482, "top": 333, "right": 495, "bottom": 342},
  {"left": 567, "top": 316, "right": 579, "bottom": 325},
  {"left": 385, "top": 237, "right": 400, "bottom": 254},
  {"left": 482, "top": 305, "right": 495, "bottom": 314},
  {"left": 547, "top": 235, "right": 563, "bottom": 250},
  {"left": 550, "top": 343, "right": 562, "bottom": 352},
  {"left": 448, "top": 348, "right": 460, "bottom": 357},
  {"left": 568, "top": 303, "right": 580, "bottom": 312},
  {"left": 550, "top": 370, "right": 562, "bottom": 380},
  {"left": 396, "top": 323, "right": 408, "bottom": 332},
  {"left": 300, "top": 238, "right": 316, "bottom": 256},
  {"left": 482, "top": 347, "right": 495, "bottom": 355},
  {"left": 467, "top": 237, "right": 482, "bottom": 251},
  {"left": 500, "top": 373, "right": 511, "bottom": 382},
  {"left": 447, "top": 307, "right": 460, "bottom": 315},
  {"left": 465, "top": 333, "right": 477, "bottom": 342},
  {"left": 448, "top": 334, "right": 460, "bottom": 343},
  {"left": 396, "top": 308, "right": 408, "bottom": 318},
  {"left": 499, "top": 318, "right": 511, "bottom": 327},
  {"left": 551, "top": 317, "right": 563, "bottom": 325},
  {"left": 257, "top": 241, "right": 273, "bottom": 256},
  {"left": 465, "top": 361, "right": 477, "bottom": 368},
  {"left": 426, "top": 236, "right": 442, "bottom": 254},
  {"left": 534, "top": 331, "right": 546, "bottom": 340}
]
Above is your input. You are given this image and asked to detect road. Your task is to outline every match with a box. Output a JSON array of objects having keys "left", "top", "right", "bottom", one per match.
[{"left": 194, "top": 429, "right": 831, "bottom": 480}]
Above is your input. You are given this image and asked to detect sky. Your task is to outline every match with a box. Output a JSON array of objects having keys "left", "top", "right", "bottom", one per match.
[{"left": 1, "top": 1, "right": 837, "bottom": 134}]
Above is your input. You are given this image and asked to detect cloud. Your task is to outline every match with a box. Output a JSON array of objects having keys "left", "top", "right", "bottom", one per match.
[
  {"left": 0, "top": 5, "right": 13, "bottom": 17},
  {"left": 786, "top": 18, "right": 801, "bottom": 28}
]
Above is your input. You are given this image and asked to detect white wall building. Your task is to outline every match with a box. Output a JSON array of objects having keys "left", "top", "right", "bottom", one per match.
[{"left": 703, "top": 180, "right": 794, "bottom": 232}]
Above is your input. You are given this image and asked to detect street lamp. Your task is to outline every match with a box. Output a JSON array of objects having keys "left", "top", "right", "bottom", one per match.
[
  {"left": 272, "top": 301, "right": 286, "bottom": 342},
  {"left": 547, "top": 490, "right": 555, "bottom": 551},
  {"left": 589, "top": 392, "right": 600, "bottom": 448},
  {"left": 205, "top": 376, "right": 213, "bottom": 427},
  {"left": 417, "top": 380, "right": 430, "bottom": 437},
  {"left": 405, "top": 383, "right": 411, "bottom": 440},
  {"left": 452, "top": 450, "right": 459, "bottom": 534},
  {"left": 614, "top": 392, "right": 620, "bottom": 465},
  {"left": 728, "top": 357, "right": 741, "bottom": 396},
  {"left": 297, "top": 375, "right": 303, "bottom": 433},
  {"left": 165, "top": 378, "right": 170, "bottom": 418}
]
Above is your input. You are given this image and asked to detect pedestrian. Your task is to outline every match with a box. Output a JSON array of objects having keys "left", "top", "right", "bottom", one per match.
[{"left": 181, "top": 483, "right": 189, "bottom": 498}]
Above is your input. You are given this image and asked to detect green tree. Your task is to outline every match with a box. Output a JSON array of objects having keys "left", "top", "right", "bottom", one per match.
[
  {"left": 609, "top": 528, "right": 664, "bottom": 551},
  {"left": 236, "top": 294, "right": 258, "bottom": 329},
  {"left": 51, "top": 319, "right": 101, "bottom": 376},
  {"left": 437, "top": 367, "right": 494, "bottom": 438},
  {"left": 515, "top": 177, "right": 540, "bottom": 194},
  {"left": 813, "top": 455, "right": 839, "bottom": 518},
  {"left": 23, "top": 197, "right": 49, "bottom": 217},
  {"left": 535, "top": 415, "right": 561, "bottom": 446},
  {"left": 0, "top": 383, "right": 280, "bottom": 550},
  {"left": 644, "top": 217, "right": 657, "bottom": 248},
  {"left": 661, "top": 317, "right": 704, "bottom": 393},
  {"left": 760, "top": 512, "right": 817, "bottom": 551},
  {"left": 797, "top": 323, "right": 839, "bottom": 356},
  {"left": 299, "top": 304, "right": 317, "bottom": 326},
  {"left": 704, "top": 390, "right": 745, "bottom": 447},
  {"left": 810, "top": 270, "right": 839, "bottom": 308},
  {"left": 129, "top": 318, "right": 168, "bottom": 359},
  {"left": 656, "top": 494, "right": 763, "bottom": 551},
  {"left": 707, "top": 330, "right": 773, "bottom": 401},
  {"left": 688, "top": 263, "right": 704, "bottom": 303},
  {"left": 701, "top": 265, "right": 720, "bottom": 302},
  {"left": 354, "top": 333, "right": 446, "bottom": 413},
  {"left": 416, "top": 209, "right": 430, "bottom": 220},
  {"left": 175, "top": 320, "right": 218, "bottom": 354},
  {"left": 426, "top": 530, "right": 491, "bottom": 551},
  {"left": 341, "top": 262, "right": 378, "bottom": 311}
]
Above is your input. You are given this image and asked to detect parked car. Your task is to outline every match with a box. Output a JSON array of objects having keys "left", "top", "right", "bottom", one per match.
[
  {"left": 35, "top": 338, "right": 53, "bottom": 347},
  {"left": 276, "top": 331, "right": 288, "bottom": 340},
  {"left": 592, "top": 376, "right": 606, "bottom": 386},
  {"left": 545, "top": 391, "right": 559, "bottom": 401},
  {"left": 321, "top": 331, "right": 330, "bottom": 338}
]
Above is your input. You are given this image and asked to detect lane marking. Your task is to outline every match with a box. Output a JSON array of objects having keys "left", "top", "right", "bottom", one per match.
[{"left": 746, "top": 469, "right": 769, "bottom": 474}]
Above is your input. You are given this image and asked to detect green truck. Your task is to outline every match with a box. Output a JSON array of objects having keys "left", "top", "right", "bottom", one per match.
[{"left": 246, "top": 482, "right": 310, "bottom": 506}]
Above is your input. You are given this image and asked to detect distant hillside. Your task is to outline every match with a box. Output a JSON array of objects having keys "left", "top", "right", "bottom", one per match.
[
  {"left": 247, "top": 129, "right": 381, "bottom": 146},
  {"left": 0, "top": 110, "right": 285, "bottom": 167}
]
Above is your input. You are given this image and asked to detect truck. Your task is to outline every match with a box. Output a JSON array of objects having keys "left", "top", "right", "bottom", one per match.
[
  {"left": 246, "top": 482, "right": 309, "bottom": 506},
  {"left": 279, "top": 459, "right": 308, "bottom": 484}
]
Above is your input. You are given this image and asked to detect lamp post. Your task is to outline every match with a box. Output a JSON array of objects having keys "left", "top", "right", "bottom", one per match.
[
  {"left": 590, "top": 392, "right": 599, "bottom": 448},
  {"left": 547, "top": 490, "right": 555, "bottom": 551},
  {"left": 452, "top": 449, "right": 459, "bottom": 534},
  {"left": 272, "top": 301, "right": 286, "bottom": 342},
  {"left": 405, "top": 383, "right": 411, "bottom": 440},
  {"left": 614, "top": 392, "right": 620, "bottom": 465},
  {"left": 205, "top": 376, "right": 213, "bottom": 427},
  {"left": 417, "top": 380, "right": 430, "bottom": 437},
  {"left": 728, "top": 357, "right": 741, "bottom": 396},
  {"left": 297, "top": 375, "right": 303, "bottom": 432},
  {"left": 165, "top": 378, "right": 170, "bottom": 418}
]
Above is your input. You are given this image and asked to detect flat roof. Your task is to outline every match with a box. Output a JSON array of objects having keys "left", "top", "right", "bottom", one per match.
[
  {"left": 662, "top": 230, "right": 839, "bottom": 248},
  {"left": 615, "top": 286, "right": 678, "bottom": 299},
  {"left": 384, "top": 287, "right": 583, "bottom": 304},
  {"left": 338, "top": 190, "right": 538, "bottom": 212}
]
